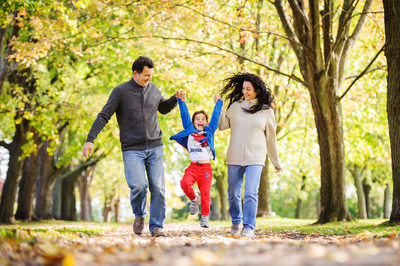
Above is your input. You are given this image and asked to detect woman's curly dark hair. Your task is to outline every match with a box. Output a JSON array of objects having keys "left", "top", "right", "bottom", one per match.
[{"left": 220, "top": 72, "right": 274, "bottom": 113}]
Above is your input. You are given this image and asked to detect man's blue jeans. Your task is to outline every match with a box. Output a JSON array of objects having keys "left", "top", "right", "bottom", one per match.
[
  {"left": 227, "top": 164, "right": 263, "bottom": 230},
  {"left": 122, "top": 145, "right": 165, "bottom": 233}
]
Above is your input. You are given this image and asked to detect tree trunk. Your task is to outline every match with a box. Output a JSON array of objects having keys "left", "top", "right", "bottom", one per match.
[
  {"left": 383, "top": 0, "right": 400, "bottom": 223},
  {"left": 77, "top": 166, "right": 95, "bottom": 221},
  {"left": 113, "top": 196, "right": 120, "bottom": 222},
  {"left": 210, "top": 196, "right": 221, "bottom": 221},
  {"left": 295, "top": 175, "right": 306, "bottom": 219},
  {"left": 214, "top": 171, "right": 228, "bottom": 220},
  {"left": 272, "top": 0, "right": 372, "bottom": 223},
  {"left": 59, "top": 156, "right": 104, "bottom": 220},
  {"left": 258, "top": 157, "right": 272, "bottom": 217},
  {"left": 61, "top": 174, "right": 78, "bottom": 221},
  {"left": 35, "top": 140, "right": 63, "bottom": 220},
  {"left": 349, "top": 164, "right": 368, "bottom": 219},
  {"left": 0, "top": 118, "right": 29, "bottom": 224},
  {"left": 311, "top": 81, "right": 351, "bottom": 223},
  {"left": 103, "top": 200, "right": 112, "bottom": 223},
  {"left": 384, "top": 183, "right": 391, "bottom": 219},
  {"left": 15, "top": 151, "right": 39, "bottom": 221},
  {"left": 362, "top": 180, "right": 371, "bottom": 219}
]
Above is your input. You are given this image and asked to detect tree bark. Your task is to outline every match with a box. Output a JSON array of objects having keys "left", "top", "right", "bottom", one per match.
[
  {"left": 113, "top": 196, "right": 120, "bottom": 222},
  {"left": 258, "top": 158, "right": 272, "bottom": 217},
  {"left": 383, "top": 0, "right": 400, "bottom": 223},
  {"left": 0, "top": 118, "right": 29, "bottom": 223},
  {"left": 15, "top": 150, "right": 39, "bottom": 221},
  {"left": 348, "top": 164, "right": 368, "bottom": 219},
  {"left": 34, "top": 140, "right": 63, "bottom": 220},
  {"left": 362, "top": 179, "right": 371, "bottom": 219},
  {"left": 384, "top": 183, "right": 391, "bottom": 219},
  {"left": 295, "top": 175, "right": 306, "bottom": 219},
  {"left": 77, "top": 166, "right": 95, "bottom": 221},
  {"left": 214, "top": 171, "right": 228, "bottom": 220},
  {"left": 272, "top": 0, "right": 372, "bottom": 223}
]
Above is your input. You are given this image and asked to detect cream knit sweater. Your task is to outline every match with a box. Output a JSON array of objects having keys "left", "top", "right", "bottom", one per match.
[{"left": 218, "top": 99, "right": 282, "bottom": 168}]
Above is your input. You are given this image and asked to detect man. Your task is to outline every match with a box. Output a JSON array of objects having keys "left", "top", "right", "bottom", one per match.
[{"left": 82, "top": 56, "right": 185, "bottom": 237}]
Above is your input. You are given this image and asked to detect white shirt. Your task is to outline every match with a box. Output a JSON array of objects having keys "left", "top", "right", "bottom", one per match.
[{"left": 188, "top": 132, "right": 213, "bottom": 161}]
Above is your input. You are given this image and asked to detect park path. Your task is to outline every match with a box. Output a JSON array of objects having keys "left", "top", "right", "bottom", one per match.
[
  {"left": 1, "top": 222, "right": 400, "bottom": 265},
  {"left": 68, "top": 223, "right": 399, "bottom": 266}
]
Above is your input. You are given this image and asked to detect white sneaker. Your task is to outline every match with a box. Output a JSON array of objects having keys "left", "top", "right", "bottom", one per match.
[
  {"left": 189, "top": 196, "right": 200, "bottom": 215},
  {"left": 230, "top": 224, "right": 240, "bottom": 235},
  {"left": 200, "top": 215, "right": 209, "bottom": 228},
  {"left": 241, "top": 228, "right": 255, "bottom": 238}
]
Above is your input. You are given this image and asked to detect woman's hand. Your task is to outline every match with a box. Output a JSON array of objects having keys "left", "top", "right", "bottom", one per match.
[{"left": 274, "top": 166, "right": 282, "bottom": 173}]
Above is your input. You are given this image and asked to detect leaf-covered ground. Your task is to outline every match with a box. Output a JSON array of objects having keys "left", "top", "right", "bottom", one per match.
[{"left": 1, "top": 219, "right": 400, "bottom": 265}]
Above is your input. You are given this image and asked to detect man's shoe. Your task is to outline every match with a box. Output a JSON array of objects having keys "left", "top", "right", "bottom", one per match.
[
  {"left": 230, "top": 224, "right": 240, "bottom": 235},
  {"left": 200, "top": 215, "right": 209, "bottom": 228},
  {"left": 151, "top": 227, "right": 166, "bottom": 237},
  {"left": 241, "top": 228, "right": 256, "bottom": 238},
  {"left": 133, "top": 217, "right": 144, "bottom": 235},
  {"left": 189, "top": 196, "right": 200, "bottom": 215}
]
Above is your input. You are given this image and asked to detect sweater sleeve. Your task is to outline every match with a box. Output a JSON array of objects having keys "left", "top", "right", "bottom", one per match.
[
  {"left": 86, "top": 87, "right": 120, "bottom": 143},
  {"left": 265, "top": 109, "right": 282, "bottom": 169},
  {"left": 217, "top": 104, "right": 230, "bottom": 131},
  {"left": 158, "top": 92, "right": 178, "bottom": 114}
]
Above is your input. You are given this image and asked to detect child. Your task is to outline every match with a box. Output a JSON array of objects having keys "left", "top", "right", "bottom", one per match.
[{"left": 170, "top": 94, "right": 223, "bottom": 228}]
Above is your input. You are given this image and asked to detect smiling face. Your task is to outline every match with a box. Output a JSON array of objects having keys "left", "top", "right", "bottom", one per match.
[
  {"left": 242, "top": 81, "right": 258, "bottom": 101},
  {"left": 133, "top": 66, "right": 153, "bottom": 87},
  {"left": 193, "top": 112, "right": 209, "bottom": 131}
]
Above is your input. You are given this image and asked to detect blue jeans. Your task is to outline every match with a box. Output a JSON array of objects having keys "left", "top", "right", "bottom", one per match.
[
  {"left": 227, "top": 164, "right": 263, "bottom": 230},
  {"left": 122, "top": 145, "right": 165, "bottom": 233}
]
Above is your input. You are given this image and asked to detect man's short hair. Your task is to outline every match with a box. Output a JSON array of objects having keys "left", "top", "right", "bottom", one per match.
[{"left": 132, "top": 56, "right": 154, "bottom": 73}]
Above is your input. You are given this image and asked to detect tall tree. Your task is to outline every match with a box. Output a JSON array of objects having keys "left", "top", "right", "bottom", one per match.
[
  {"left": 383, "top": 0, "right": 400, "bottom": 223},
  {"left": 271, "top": 0, "right": 378, "bottom": 222}
]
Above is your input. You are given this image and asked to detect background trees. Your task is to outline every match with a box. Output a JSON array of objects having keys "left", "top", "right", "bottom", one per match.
[{"left": 0, "top": 0, "right": 391, "bottom": 224}]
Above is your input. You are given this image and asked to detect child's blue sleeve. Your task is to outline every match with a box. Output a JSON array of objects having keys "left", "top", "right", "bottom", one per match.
[
  {"left": 207, "top": 99, "right": 223, "bottom": 133},
  {"left": 178, "top": 98, "right": 192, "bottom": 129}
]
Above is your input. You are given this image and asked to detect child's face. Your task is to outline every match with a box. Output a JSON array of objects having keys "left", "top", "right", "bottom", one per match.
[{"left": 193, "top": 113, "right": 208, "bottom": 131}]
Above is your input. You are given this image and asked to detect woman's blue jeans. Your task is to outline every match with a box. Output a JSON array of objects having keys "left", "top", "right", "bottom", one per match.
[
  {"left": 122, "top": 145, "right": 165, "bottom": 233},
  {"left": 227, "top": 164, "right": 263, "bottom": 230}
]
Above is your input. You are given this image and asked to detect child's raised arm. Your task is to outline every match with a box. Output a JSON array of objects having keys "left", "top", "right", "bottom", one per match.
[
  {"left": 177, "top": 98, "right": 193, "bottom": 130},
  {"left": 207, "top": 95, "right": 223, "bottom": 133}
]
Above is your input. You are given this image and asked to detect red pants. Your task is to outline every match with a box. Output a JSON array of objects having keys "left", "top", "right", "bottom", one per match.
[{"left": 180, "top": 162, "right": 213, "bottom": 216}]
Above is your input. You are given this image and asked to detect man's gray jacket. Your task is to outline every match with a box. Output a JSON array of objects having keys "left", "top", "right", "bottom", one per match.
[{"left": 86, "top": 78, "right": 177, "bottom": 151}]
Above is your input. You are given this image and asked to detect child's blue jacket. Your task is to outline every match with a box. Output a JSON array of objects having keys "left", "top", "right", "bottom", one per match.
[{"left": 170, "top": 98, "right": 223, "bottom": 160}]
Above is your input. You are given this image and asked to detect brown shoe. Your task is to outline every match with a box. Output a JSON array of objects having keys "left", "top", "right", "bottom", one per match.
[
  {"left": 151, "top": 227, "right": 166, "bottom": 237},
  {"left": 133, "top": 217, "right": 144, "bottom": 235}
]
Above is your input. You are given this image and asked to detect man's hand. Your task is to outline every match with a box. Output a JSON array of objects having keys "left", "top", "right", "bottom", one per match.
[
  {"left": 214, "top": 94, "right": 221, "bottom": 103},
  {"left": 175, "top": 90, "right": 186, "bottom": 101},
  {"left": 83, "top": 142, "right": 93, "bottom": 159}
]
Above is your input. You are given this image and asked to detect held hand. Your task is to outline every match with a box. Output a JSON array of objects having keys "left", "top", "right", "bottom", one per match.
[
  {"left": 214, "top": 94, "right": 221, "bottom": 103},
  {"left": 275, "top": 166, "right": 282, "bottom": 173},
  {"left": 176, "top": 90, "right": 186, "bottom": 101},
  {"left": 83, "top": 142, "right": 93, "bottom": 159}
]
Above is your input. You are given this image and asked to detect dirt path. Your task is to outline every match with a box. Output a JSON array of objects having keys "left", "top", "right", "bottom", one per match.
[
  {"left": 2, "top": 222, "right": 400, "bottom": 265},
  {"left": 70, "top": 223, "right": 400, "bottom": 265}
]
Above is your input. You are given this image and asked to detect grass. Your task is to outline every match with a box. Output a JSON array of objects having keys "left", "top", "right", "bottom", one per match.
[{"left": 1, "top": 218, "right": 399, "bottom": 240}]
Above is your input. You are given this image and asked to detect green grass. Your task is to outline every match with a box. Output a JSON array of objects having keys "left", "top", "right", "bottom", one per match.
[
  {"left": 0, "top": 220, "right": 119, "bottom": 240},
  {"left": 202, "top": 217, "right": 400, "bottom": 237}
]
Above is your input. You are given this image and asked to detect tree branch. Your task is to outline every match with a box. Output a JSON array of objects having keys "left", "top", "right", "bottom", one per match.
[
  {"left": 337, "top": 44, "right": 385, "bottom": 102},
  {"left": 345, "top": 65, "right": 386, "bottom": 79},
  {"left": 122, "top": 34, "right": 309, "bottom": 87},
  {"left": 178, "top": 4, "right": 308, "bottom": 51},
  {"left": 0, "top": 141, "right": 11, "bottom": 150}
]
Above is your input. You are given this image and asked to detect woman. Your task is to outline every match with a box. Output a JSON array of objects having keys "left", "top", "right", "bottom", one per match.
[{"left": 218, "top": 72, "right": 282, "bottom": 238}]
